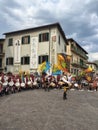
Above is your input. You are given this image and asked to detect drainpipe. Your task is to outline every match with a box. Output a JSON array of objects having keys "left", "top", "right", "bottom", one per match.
[
  {"left": 49, "top": 27, "right": 50, "bottom": 63},
  {"left": 49, "top": 27, "right": 52, "bottom": 74}
]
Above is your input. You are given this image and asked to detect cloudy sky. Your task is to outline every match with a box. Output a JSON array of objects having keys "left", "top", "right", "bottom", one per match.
[{"left": 0, "top": 0, "right": 98, "bottom": 61}]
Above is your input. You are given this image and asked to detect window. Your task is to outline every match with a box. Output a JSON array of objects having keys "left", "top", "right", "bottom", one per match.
[
  {"left": 74, "top": 69, "right": 76, "bottom": 74},
  {"left": 80, "top": 59, "right": 83, "bottom": 66},
  {"left": 22, "top": 36, "right": 30, "bottom": 44},
  {"left": 21, "top": 56, "right": 30, "bottom": 65},
  {"left": 6, "top": 57, "right": 13, "bottom": 65},
  {"left": 8, "top": 38, "right": 13, "bottom": 46},
  {"left": 71, "top": 68, "right": 73, "bottom": 74},
  {"left": 38, "top": 55, "right": 49, "bottom": 64},
  {"left": 39, "top": 33, "right": 49, "bottom": 42}
]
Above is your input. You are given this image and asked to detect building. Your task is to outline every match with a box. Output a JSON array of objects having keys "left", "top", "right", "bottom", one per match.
[
  {"left": 3, "top": 23, "right": 68, "bottom": 74},
  {"left": 67, "top": 38, "right": 88, "bottom": 75},
  {"left": 86, "top": 62, "right": 98, "bottom": 74},
  {"left": 0, "top": 38, "right": 5, "bottom": 72}
]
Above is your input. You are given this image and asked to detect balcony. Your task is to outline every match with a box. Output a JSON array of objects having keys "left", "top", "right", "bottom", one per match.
[
  {"left": 71, "top": 47, "right": 88, "bottom": 60},
  {"left": 71, "top": 62, "right": 80, "bottom": 68},
  {"left": 71, "top": 61, "right": 88, "bottom": 69},
  {"left": 80, "top": 64, "right": 88, "bottom": 69}
]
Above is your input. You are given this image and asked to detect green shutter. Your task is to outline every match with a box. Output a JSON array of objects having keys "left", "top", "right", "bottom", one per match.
[
  {"left": 6, "top": 58, "right": 8, "bottom": 65},
  {"left": 28, "top": 36, "right": 30, "bottom": 44},
  {"left": 39, "top": 34, "right": 41, "bottom": 42},
  {"left": 47, "top": 33, "right": 49, "bottom": 41},
  {"left": 22, "top": 37, "right": 24, "bottom": 44},
  {"left": 12, "top": 58, "right": 13, "bottom": 65},
  {"left": 21, "top": 57, "right": 23, "bottom": 64}
]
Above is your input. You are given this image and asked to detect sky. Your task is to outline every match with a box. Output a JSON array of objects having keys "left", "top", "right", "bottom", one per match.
[{"left": 0, "top": 0, "right": 98, "bottom": 61}]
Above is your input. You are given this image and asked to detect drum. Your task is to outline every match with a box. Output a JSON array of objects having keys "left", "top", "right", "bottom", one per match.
[
  {"left": 50, "top": 82, "right": 55, "bottom": 87},
  {"left": 33, "top": 81, "right": 37, "bottom": 86},
  {"left": 74, "top": 83, "right": 78, "bottom": 87},
  {"left": 15, "top": 82, "right": 20, "bottom": 87},
  {"left": 3, "top": 81, "right": 8, "bottom": 87},
  {"left": 58, "top": 81, "right": 64, "bottom": 85},
  {"left": 21, "top": 82, "right": 25, "bottom": 88},
  {"left": 9, "top": 81, "right": 14, "bottom": 87},
  {"left": 27, "top": 81, "right": 32, "bottom": 87}
]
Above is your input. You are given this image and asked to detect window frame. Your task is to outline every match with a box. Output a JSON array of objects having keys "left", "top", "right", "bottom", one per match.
[
  {"left": 39, "top": 32, "right": 49, "bottom": 42},
  {"left": 21, "top": 56, "right": 30, "bottom": 65},
  {"left": 21, "top": 35, "right": 30, "bottom": 44},
  {"left": 8, "top": 38, "right": 13, "bottom": 46},
  {"left": 38, "top": 55, "right": 49, "bottom": 64},
  {"left": 6, "top": 57, "right": 13, "bottom": 65}
]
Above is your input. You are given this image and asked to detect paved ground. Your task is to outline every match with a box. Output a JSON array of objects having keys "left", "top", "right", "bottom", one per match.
[{"left": 0, "top": 89, "right": 98, "bottom": 130}]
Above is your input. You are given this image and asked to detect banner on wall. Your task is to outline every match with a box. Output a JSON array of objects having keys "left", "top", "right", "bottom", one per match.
[
  {"left": 14, "top": 40, "right": 21, "bottom": 63},
  {"left": 30, "top": 37, "right": 38, "bottom": 69},
  {"left": 52, "top": 36, "right": 56, "bottom": 42}
]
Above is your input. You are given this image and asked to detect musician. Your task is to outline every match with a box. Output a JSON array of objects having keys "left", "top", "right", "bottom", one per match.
[
  {"left": 24, "top": 74, "right": 29, "bottom": 89},
  {"left": 0, "top": 82, "right": 3, "bottom": 96}
]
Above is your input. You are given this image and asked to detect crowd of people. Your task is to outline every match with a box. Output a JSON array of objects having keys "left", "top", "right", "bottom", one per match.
[{"left": 0, "top": 71, "right": 98, "bottom": 98}]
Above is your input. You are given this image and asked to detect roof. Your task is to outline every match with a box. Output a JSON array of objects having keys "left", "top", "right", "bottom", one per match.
[
  {"left": 0, "top": 38, "right": 5, "bottom": 42},
  {"left": 67, "top": 38, "right": 88, "bottom": 54},
  {"left": 87, "top": 62, "right": 98, "bottom": 67},
  {"left": 3, "top": 22, "right": 68, "bottom": 45},
  {"left": 0, "top": 38, "right": 5, "bottom": 41}
]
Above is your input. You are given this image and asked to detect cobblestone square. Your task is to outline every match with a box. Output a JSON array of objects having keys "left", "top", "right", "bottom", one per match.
[{"left": 0, "top": 89, "right": 98, "bottom": 130}]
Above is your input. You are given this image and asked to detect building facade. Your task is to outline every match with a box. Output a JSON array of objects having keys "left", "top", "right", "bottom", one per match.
[
  {"left": 3, "top": 23, "right": 68, "bottom": 74},
  {"left": 87, "top": 62, "right": 98, "bottom": 74},
  {"left": 67, "top": 38, "right": 88, "bottom": 75}
]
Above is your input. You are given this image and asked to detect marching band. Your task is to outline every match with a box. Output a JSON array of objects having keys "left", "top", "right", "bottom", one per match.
[{"left": 0, "top": 72, "right": 98, "bottom": 97}]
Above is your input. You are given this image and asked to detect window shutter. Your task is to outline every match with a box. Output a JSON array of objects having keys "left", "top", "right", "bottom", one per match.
[
  {"left": 22, "top": 37, "right": 24, "bottom": 44},
  {"left": 39, "top": 34, "right": 41, "bottom": 42},
  {"left": 47, "top": 33, "right": 49, "bottom": 41},
  {"left": 6, "top": 58, "right": 8, "bottom": 65},
  {"left": 38, "top": 56, "right": 41, "bottom": 64},
  {"left": 21, "top": 57, "right": 23, "bottom": 65},
  {"left": 28, "top": 36, "right": 30, "bottom": 44},
  {"left": 12, "top": 58, "right": 13, "bottom": 65}
]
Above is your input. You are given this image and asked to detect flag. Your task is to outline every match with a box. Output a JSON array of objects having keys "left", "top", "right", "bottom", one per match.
[
  {"left": 86, "top": 76, "right": 91, "bottom": 81},
  {"left": 45, "top": 62, "right": 51, "bottom": 72},
  {"left": 84, "top": 66, "right": 93, "bottom": 73},
  {"left": 58, "top": 54, "right": 65, "bottom": 61},
  {"left": 52, "top": 64, "right": 62, "bottom": 75},
  {"left": 57, "top": 54, "right": 68, "bottom": 72},
  {"left": 38, "top": 61, "right": 51, "bottom": 73}
]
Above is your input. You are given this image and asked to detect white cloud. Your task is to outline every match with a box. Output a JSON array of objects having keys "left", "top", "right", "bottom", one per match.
[
  {"left": 0, "top": 0, "right": 98, "bottom": 62},
  {"left": 88, "top": 52, "right": 98, "bottom": 61},
  {"left": 90, "top": 13, "right": 98, "bottom": 27}
]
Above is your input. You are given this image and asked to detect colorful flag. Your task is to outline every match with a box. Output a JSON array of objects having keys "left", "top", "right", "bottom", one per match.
[
  {"left": 45, "top": 62, "right": 51, "bottom": 72},
  {"left": 38, "top": 61, "right": 51, "bottom": 73},
  {"left": 84, "top": 66, "right": 93, "bottom": 73},
  {"left": 57, "top": 54, "right": 68, "bottom": 72},
  {"left": 52, "top": 64, "right": 62, "bottom": 75}
]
